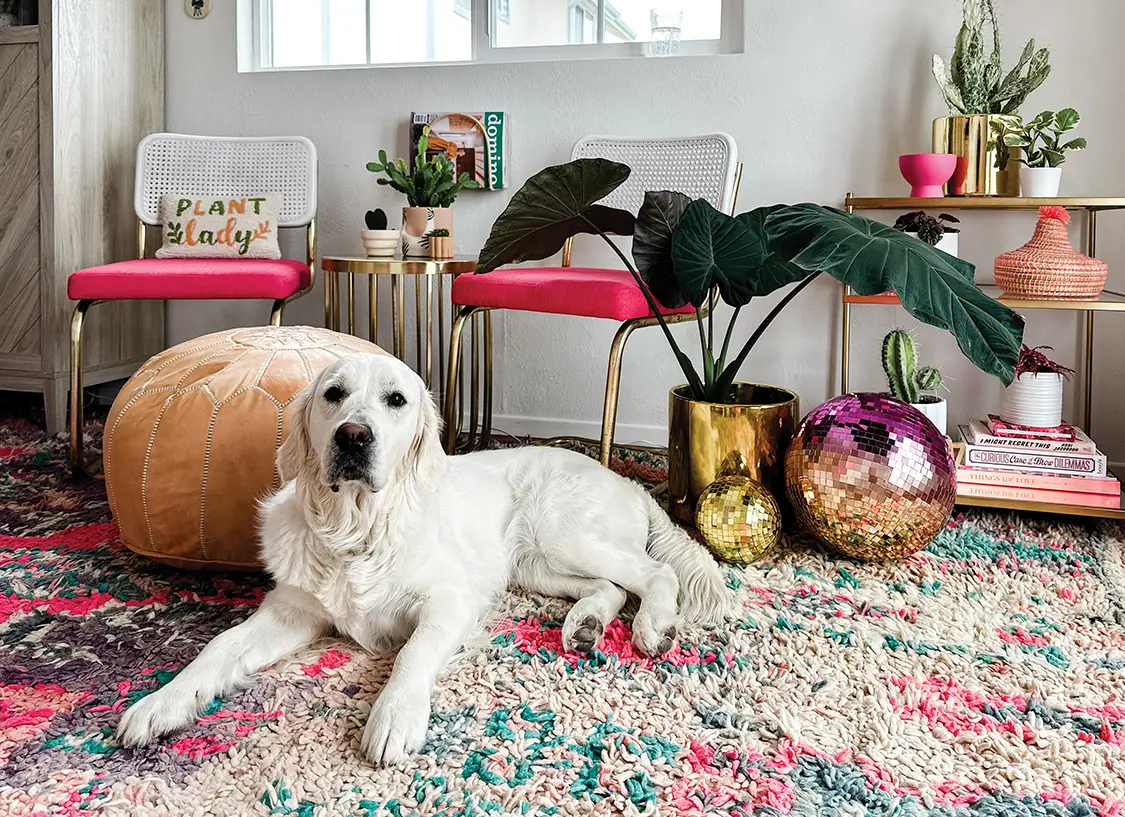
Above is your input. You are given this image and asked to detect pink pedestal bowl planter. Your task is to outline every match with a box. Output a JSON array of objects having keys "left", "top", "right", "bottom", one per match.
[{"left": 899, "top": 153, "right": 958, "bottom": 198}]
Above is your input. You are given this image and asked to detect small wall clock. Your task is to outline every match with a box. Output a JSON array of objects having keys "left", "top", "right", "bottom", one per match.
[{"left": 186, "top": 0, "right": 212, "bottom": 19}]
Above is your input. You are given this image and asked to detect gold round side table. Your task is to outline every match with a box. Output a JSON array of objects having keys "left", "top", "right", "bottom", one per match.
[{"left": 320, "top": 255, "right": 492, "bottom": 450}]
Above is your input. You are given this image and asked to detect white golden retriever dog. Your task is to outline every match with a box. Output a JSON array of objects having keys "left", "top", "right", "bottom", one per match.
[{"left": 117, "top": 354, "right": 727, "bottom": 764}]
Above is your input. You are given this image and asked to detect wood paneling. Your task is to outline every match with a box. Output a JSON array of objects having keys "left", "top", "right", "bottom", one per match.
[{"left": 0, "top": 1, "right": 164, "bottom": 432}]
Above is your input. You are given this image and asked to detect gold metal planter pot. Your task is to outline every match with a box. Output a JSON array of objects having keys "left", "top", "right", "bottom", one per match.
[
  {"left": 667, "top": 384, "right": 799, "bottom": 525},
  {"left": 933, "top": 114, "right": 1021, "bottom": 197}
]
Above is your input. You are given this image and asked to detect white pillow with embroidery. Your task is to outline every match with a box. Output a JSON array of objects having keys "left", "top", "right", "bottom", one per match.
[{"left": 156, "top": 194, "right": 283, "bottom": 259}]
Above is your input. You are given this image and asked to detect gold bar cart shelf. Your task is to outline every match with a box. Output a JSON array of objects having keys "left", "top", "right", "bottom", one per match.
[{"left": 842, "top": 194, "right": 1125, "bottom": 521}]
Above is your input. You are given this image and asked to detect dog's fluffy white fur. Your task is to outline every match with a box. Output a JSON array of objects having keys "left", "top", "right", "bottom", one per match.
[{"left": 117, "top": 354, "right": 728, "bottom": 764}]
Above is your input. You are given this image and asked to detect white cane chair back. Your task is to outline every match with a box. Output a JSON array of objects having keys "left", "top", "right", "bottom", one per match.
[
  {"left": 571, "top": 133, "right": 738, "bottom": 215},
  {"left": 134, "top": 133, "right": 318, "bottom": 228}
]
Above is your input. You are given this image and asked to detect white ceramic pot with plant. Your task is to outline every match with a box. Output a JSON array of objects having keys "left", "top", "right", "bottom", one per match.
[
  {"left": 1002, "top": 108, "right": 1086, "bottom": 198},
  {"left": 366, "top": 126, "right": 480, "bottom": 258},
  {"left": 893, "top": 211, "right": 960, "bottom": 258},
  {"left": 882, "top": 330, "right": 947, "bottom": 435},
  {"left": 998, "top": 345, "right": 1072, "bottom": 428},
  {"left": 359, "top": 208, "right": 399, "bottom": 257}
]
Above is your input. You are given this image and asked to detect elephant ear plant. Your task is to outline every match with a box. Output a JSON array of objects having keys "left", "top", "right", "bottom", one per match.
[{"left": 476, "top": 159, "right": 1026, "bottom": 404}]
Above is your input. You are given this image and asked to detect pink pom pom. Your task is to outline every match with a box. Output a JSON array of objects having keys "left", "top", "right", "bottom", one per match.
[{"left": 1038, "top": 206, "right": 1071, "bottom": 224}]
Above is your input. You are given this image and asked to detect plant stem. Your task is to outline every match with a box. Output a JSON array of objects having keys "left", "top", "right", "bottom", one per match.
[
  {"left": 582, "top": 217, "right": 705, "bottom": 396},
  {"left": 695, "top": 311, "right": 713, "bottom": 394},
  {"left": 713, "top": 272, "right": 822, "bottom": 397},
  {"left": 717, "top": 305, "right": 742, "bottom": 373}
]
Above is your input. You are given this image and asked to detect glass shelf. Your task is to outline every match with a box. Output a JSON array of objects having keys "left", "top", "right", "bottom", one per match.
[
  {"left": 844, "top": 286, "right": 1125, "bottom": 312},
  {"left": 845, "top": 196, "right": 1125, "bottom": 212}
]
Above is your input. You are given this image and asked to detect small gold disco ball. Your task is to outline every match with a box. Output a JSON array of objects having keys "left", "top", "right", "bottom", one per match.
[{"left": 695, "top": 476, "right": 782, "bottom": 564}]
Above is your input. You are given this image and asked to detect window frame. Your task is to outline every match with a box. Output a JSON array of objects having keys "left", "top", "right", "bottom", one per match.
[{"left": 240, "top": 0, "right": 743, "bottom": 73}]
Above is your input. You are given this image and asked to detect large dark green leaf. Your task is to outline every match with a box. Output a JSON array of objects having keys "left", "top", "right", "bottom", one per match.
[
  {"left": 476, "top": 159, "right": 635, "bottom": 273},
  {"left": 764, "top": 204, "right": 1024, "bottom": 384},
  {"left": 734, "top": 206, "right": 814, "bottom": 294},
  {"left": 671, "top": 200, "right": 765, "bottom": 308},
  {"left": 632, "top": 191, "right": 692, "bottom": 309}
]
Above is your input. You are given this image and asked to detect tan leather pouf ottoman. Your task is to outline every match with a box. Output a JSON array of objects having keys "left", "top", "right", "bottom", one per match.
[{"left": 104, "top": 326, "right": 384, "bottom": 569}]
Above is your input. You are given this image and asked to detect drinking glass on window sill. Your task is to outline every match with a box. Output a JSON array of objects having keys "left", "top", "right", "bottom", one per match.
[{"left": 648, "top": 7, "right": 683, "bottom": 56}]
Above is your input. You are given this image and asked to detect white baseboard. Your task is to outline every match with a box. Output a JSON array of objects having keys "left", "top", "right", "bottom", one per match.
[{"left": 482, "top": 413, "right": 667, "bottom": 448}]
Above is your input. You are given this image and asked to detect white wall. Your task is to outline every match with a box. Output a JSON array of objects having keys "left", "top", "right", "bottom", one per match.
[{"left": 165, "top": 0, "right": 1125, "bottom": 461}]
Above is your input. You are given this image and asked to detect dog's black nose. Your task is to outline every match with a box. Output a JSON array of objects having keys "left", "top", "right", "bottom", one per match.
[{"left": 334, "top": 423, "right": 373, "bottom": 451}]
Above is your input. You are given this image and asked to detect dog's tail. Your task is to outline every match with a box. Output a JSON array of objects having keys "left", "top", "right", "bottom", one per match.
[{"left": 643, "top": 492, "right": 730, "bottom": 624}]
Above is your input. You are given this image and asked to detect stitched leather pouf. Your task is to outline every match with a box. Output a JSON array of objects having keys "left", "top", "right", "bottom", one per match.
[{"left": 104, "top": 326, "right": 385, "bottom": 569}]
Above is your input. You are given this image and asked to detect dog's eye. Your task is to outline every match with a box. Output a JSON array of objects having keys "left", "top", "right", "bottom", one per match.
[
  {"left": 323, "top": 385, "right": 346, "bottom": 403},
  {"left": 385, "top": 391, "right": 407, "bottom": 408}
]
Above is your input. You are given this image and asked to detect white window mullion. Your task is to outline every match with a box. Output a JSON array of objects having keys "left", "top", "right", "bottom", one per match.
[
  {"left": 472, "top": 0, "right": 493, "bottom": 63},
  {"left": 365, "top": 0, "right": 373, "bottom": 65},
  {"left": 595, "top": 0, "right": 605, "bottom": 45}
]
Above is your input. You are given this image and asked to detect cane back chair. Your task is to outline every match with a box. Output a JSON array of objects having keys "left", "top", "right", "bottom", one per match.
[
  {"left": 67, "top": 133, "right": 318, "bottom": 473},
  {"left": 444, "top": 133, "right": 741, "bottom": 466}
]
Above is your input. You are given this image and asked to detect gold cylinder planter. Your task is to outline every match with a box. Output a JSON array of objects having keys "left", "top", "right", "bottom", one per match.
[
  {"left": 933, "top": 115, "right": 1021, "bottom": 197},
  {"left": 667, "top": 384, "right": 799, "bottom": 525}
]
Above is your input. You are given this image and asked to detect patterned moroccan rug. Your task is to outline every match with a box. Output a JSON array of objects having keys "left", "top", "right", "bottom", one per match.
[{"left": 3, "top": 411, "right": 1125, "bottom": 817}]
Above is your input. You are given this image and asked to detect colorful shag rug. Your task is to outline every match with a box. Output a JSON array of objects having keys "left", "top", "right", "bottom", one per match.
[{"left": 3, "top": 413, "right": 1125, "bottom": 817}]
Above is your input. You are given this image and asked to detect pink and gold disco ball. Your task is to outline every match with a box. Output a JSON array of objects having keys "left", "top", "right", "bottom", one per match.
[{"left": 784, "top": 393, "right": 956, "bottom": 561}]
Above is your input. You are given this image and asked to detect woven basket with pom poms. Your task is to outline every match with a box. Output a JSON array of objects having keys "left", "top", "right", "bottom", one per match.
[{"left": 994, "top": 206, "right": 1108, "bottom": 300}]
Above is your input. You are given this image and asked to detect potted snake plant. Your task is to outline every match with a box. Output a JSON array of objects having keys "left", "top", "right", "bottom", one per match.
[
  {"left": 367, "top": 127, "right": 480, "bottom": 257},
  {"left": 474, "top": 159, "right": 1025, "bottom": 522}
]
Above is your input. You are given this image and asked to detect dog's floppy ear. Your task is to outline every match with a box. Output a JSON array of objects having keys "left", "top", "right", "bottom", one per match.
[
  {"left": 278, "top": 382, "right": 315, "bottom": 483},
  {"left": 404, "top": 386, "right": 446, "bottom": 487}
]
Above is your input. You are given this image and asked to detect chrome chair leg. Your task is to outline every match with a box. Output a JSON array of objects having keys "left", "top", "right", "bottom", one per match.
[
  {"left": 599, "top": 319, "right": 641, "bottom": 468},
  {"left": 69, "top": 300, "right": 95, "bottom": 475}
]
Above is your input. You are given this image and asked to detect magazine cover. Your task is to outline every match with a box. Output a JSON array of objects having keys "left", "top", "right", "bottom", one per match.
[{"left": 410, "top": 112, "right": 508, "bottom": 190}]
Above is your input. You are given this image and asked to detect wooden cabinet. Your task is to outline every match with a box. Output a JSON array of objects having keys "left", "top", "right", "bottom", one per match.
[{"left": 0, "top": 1, "right": 164, "bottom": 433}]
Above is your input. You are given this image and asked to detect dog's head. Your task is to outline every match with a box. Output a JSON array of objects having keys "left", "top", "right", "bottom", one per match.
[{"left": 277, "top": 354, "right": 445, "bottom": 493}]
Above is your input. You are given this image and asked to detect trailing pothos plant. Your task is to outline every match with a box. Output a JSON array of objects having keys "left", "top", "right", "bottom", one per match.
[{"left": 476, "top": 159, "right": 1026, "bottom": 405}]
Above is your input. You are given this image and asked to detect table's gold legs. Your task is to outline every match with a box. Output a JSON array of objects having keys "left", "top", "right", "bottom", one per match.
[{"left": 368, "top": 274, "right": 377, "bottom": 344}]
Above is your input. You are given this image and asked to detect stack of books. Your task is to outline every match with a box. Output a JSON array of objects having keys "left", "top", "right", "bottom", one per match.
[{"left": 955, "top": 416, "right": 1121, "bottom": 509}]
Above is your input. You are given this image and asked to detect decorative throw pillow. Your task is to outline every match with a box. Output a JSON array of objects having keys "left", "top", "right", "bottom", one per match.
[{"left": 156, "top": 194, "right": 283, "bottom": 259}]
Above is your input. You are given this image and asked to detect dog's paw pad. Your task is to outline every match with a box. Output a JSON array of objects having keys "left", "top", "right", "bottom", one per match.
[
  {"left": 655, "top": 625, "right": 677, "bottom": 656},
  {"left": 567, "top": 615, "right": 604, "bottom": 653}
]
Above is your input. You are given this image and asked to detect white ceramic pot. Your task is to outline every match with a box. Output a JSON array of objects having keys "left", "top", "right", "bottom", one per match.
[
  {"left": 1020, "top": 166, "right": 1063, "bottom": 198},
  {"left": 360, "top": 229, "right": 399, "bottom": 258},
  {"left": 905, "top": 231, "right": 958, "bottom": 258},
  {"left": 402, "top": 207, "right": 453, "bottom": 258},
  {"left": 912, "top": 396, "right": 947, "bottom": 436},
  {"left": 999, "top": 372, "right": 1064, "bottom": 427}
]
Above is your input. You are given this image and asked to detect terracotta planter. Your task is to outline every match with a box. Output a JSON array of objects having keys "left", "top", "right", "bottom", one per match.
[
  {"left": 429, "top": 236, "right": 454, "bottom": 259},
  {"left": 402, "top": 207, "right": 453, "bottom": 258},
  {"left": 667, "top": 383, "right": 799, "bottom": 525}
]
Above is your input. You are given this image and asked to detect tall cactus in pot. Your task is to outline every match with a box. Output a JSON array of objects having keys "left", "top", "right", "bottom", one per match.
[{"left": 882, "top": 330, "right": 943, "bottom": 404}]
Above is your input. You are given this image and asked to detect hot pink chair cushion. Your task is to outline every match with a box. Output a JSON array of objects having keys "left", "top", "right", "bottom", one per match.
[
  {"left": 451, "top": 267, "right": 696, "bottom": 321},
  {"left": 67, "top": 259, "right": 311, "bottom": 301}
]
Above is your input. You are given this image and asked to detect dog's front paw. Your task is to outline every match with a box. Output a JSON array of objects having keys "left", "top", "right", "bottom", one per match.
[
  {"left": 116, "top": 687, "right": 200, "bottom": 748},
  {"left": 362, "top": 687, "right": 431, "bottom": 765}
]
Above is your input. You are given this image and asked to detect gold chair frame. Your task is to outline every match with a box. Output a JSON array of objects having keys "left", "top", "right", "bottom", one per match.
[
  {"left": 443, "top": 165, "right": 742, "bottom": 467},
  {"left": 68, "top": 219, "right": 317, "bottom": 475}
]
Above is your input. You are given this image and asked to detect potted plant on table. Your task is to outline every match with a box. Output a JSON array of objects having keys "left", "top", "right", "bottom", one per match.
[
  {"left": 429, "top": 228, "right": 453, "bottom": 259},
  {"left": 1001, "top": 108, "right": 1087, "bottom": 197},
  {"left": 892, "top": 211, "right": 961, "bottom": 256},
  {"left": 931, "top": 0, "right": 1051, "bottom": 195},
  {"left": 882, "top": 330, "right": 947, "bottom": 434},
  {"left": 359, "top": 208, "right": 398, "bottom": 258},
  {"left": 366, "top": 126, "right": 480, "bottom": 258},
  {"left": 998, "top": 344, "right": 1074, "bottom": 428},
  {"left": 474, "top": 159, "right": 1026, "bottom": 522}
]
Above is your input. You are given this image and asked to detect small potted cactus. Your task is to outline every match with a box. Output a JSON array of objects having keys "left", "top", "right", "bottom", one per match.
[
  {"left": 429, "top": 228, "right": 453, "bottom": 259},
  {"left": 882, "top": 329, "right": 947, "bottom": 434},
  {"left": 360, "top": 208, "right": 398, "bottom": 258}
]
